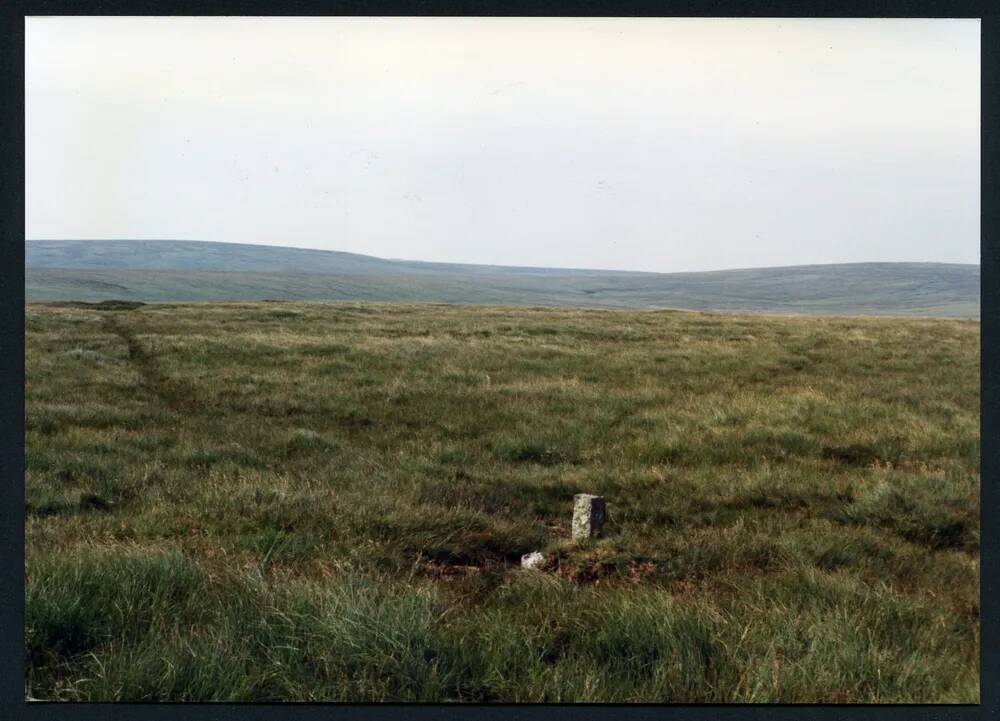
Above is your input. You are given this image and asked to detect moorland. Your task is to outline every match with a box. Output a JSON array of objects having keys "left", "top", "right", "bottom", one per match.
[{"left": 25, "top": 300, "right": 979, "bottom": 702}]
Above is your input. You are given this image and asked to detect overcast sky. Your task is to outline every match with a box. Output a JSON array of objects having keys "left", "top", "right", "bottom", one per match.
[{"left": 26, "top": 17, "right": 979, "bottom": 272}]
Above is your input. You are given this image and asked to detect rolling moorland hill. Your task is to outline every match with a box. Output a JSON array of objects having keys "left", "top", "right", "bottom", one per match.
[{"left": 26, "top": 240, "right": 979, "bottom": 318}]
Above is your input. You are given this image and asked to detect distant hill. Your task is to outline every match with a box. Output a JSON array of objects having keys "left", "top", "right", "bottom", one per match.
[
  {"left": 25, "top": 240, "right": 980, "bottom": 318},
  {"left": 26, "top": 239, "right": 638, "bottom": 277}
]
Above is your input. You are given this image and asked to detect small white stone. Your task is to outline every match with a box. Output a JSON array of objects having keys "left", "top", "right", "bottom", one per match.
[{"left": 521, "top": 551, "right": 546, "bottom": 570}]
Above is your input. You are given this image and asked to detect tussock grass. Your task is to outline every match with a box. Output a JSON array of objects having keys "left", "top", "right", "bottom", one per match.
[{"left": 25, "top": 301, "right": 979, "bottom": 702}]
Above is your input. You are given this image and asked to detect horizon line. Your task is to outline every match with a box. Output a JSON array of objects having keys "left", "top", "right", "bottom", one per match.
[{"left": 25, "top": 238, "right": 981, "bottom": 277}]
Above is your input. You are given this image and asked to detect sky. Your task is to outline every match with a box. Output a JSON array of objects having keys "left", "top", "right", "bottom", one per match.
[{"left": 25, "top": 17, "right": 980, "bottom": 273}]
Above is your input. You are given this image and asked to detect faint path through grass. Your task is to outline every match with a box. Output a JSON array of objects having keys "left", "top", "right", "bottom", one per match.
[{"left": 102, "top": 312, "right": 200, "bottom": 413}]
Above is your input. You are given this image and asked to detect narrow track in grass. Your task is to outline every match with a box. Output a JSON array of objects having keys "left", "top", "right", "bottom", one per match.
[{"left": 102, "top": 312, "right": 201, "bottom": 414}]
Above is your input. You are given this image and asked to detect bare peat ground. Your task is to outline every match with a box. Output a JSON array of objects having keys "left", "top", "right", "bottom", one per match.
[{"left": 25, "top": 301, "right": 979, "bottom": 702}]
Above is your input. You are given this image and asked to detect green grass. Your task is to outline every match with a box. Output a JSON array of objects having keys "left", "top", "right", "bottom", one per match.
[{"left": 24, "top": 301, "right": 980, "bottom": 702}]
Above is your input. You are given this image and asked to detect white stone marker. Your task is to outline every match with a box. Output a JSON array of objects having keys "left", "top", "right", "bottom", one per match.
[
  {"left": 521, "top": 551, "right": 546, "bottom": 570},
  {"left": 572, "top": 494, "right": 606, "bottom": 540}
]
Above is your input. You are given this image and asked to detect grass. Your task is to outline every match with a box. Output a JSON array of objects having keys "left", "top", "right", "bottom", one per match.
[{"left": 24, "top": 300, "right": 980, "bottom": 702}]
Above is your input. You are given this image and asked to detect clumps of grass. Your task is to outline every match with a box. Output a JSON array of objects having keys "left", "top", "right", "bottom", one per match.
[
  {"left": 359, "top": 502, "right": 548, "bottom": 568},
  {"left": 178, "top": 445, "right": 269, "bottom": 471},
  {"left": 270, "top": 309, "right": 304, "bottom": 319},
  {"left": 27, "top": 550, "right": 728, "bottom": 702},
  {"left": 196, "top": 485, "right": 339, "bottom": 555},
  {"left": 821, "top": 439, "right": 906, "bottom": 467},
  {"left": 25, "top": 548, "right": 978, "bottom": 702},
  {"left": 435, "top": 445, "right": 474, "bottom": 466},
  {"left": 335, "top": 409, "right": 375, "bottom": 429},
  {"left": 835, "top": 477, "right": 978, "bottom": 551},
  {"left": 550, "top": 526, "right": 796, "bottom": 586},
  {"left": 742, "top": 429, "right": 820, "bottom": 461},
  {"left": 492, "top": 439, "right": 578, "bottom": 466},
  {"left": 26, "top": 549, "right": 456, "bottom": 701},
  {"left": 238, "top": 526, "right": 324, "bottom": 569},
  {"left": 455, "top": 577, "right": 725, "bottom": 702},
  {"left": 28, "top": 404, "right": 165, "bottom": 433},
  {"left": 62, "top": 347, "right": 109, "bottom": 365},
  {"left": 26, "top": 550, "right": 210, "bottom": 667},
  {"left": 548, "top": 543, "right": 661, "bottom": 585},
  {"left": 412, "top": 476, "right": 514, "bottom": 516},
  {"left": 27, "top": 453, "right": 108, "bottom": 483},
  {"left": 711, "top": 569, "right": 979, "bottom": 703},
  {"left": 781, "top": 529, "right": 895, "bottom": 572},
  {"left": 25, "top": 487, "right": 80, "bottom": 517},
  {"left": 630, "top": 428, "right": 819, "bottom": 467},
  {"left": 180, "top": 448, "right": 224, "bottom": 470},
  {"left": 25, "top": 468, "right": 133, "bottom": 517},
  {"left": 283, "top": 428, "right": 334, "bottom": 457},
  {"left": 25, "top": 415, "right": 61, "bottom": 435},
  {"left": 719, "top": 472, "right": 840, "bottom": 513}
]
